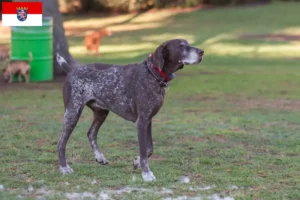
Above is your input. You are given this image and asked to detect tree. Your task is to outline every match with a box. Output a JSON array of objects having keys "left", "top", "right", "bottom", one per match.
[
  {"left": 13, "top": 0, "right": 80, "bottom": 76},
  {"left": 41, "top": 0, "right": 80, "bottom": 76}
]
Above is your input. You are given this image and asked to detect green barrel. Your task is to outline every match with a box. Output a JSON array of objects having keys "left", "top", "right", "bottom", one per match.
[{"left": 10, "top": 17, "right": 53, "bottom": 82}]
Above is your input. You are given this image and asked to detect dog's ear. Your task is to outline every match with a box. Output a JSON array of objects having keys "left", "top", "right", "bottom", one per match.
[{"left": 151, "top": 43, "right": 166, "bottom": 70}]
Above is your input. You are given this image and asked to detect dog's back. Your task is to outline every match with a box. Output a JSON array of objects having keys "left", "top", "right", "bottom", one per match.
[
  {"left": 8, "top": 51, "right": 32, "bottom": 71},
  {"left": 8, "top": 60, "right": 30, "bottom": 72}
]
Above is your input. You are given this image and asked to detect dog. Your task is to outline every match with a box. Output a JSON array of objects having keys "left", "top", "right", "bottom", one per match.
[
  {"left": 2, "top": 51, "right": 32, "bottom": 84},
  {"left": 84, "top": 28, "right": 112, "bottom": 55},
  {"left": 0, "top": 46, "right": 10, "bottom": 61},
  {"left": 56, "top": 39, "right": 204, "bottom": 182}
]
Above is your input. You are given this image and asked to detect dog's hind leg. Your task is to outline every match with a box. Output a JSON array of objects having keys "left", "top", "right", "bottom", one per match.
[
  {"left": 18, "top": 73, "right": 22, "bottom": 82},
  {"left": 87, "top": 109, "right": 109, "bottom": 165},
  {"left": 57, "top": 102, "right": 84, "bottom": 174}
]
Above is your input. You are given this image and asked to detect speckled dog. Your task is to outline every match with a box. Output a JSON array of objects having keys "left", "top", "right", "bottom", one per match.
[{"left": 56, "top": 39, "right": 204, "bottom": 182}]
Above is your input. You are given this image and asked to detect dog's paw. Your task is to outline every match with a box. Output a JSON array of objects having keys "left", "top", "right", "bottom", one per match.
[
  {"left": 95, "top": 153, "right": 109, "bottom": 165},
  {"left": 59, "top": 164, "right": 74, "bottom": 174},
  {"left": 133, "top": 156, "right": 140, "bottom": 170},
  {"left": 142, "top": 171, "right": 156, "bottom": 182},
  {"left": 96, "top": 158, "right": 109, "bottom": 165}
]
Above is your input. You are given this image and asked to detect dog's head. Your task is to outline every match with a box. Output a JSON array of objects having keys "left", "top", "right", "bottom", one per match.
[
  {"left": 151, "top": 39, "right": 204, "bottom": 75},
  {"left": 99, "top": 28, "right": 112, "bottom": 37}
]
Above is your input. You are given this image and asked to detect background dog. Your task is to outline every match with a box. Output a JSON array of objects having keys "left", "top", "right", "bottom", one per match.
[
  {"left": 0, "top": 46, "right": 10, "bottom": 62},
  {"left": 2, "top": 51, "right": 32, "bottom": 84},
  {"left": 84, "top": 28, "right": 112, "bottom": 55}
]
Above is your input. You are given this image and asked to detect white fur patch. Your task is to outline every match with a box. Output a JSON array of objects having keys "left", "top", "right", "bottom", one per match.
[
  {"left": 59, "top": 164, "right": 74, "bottom": 174},
  {"left": 56, "top": 53, "right": 67, "bottom": 66},
  {"left": 142, "top": 171, "right": 156, "bottom": 182},
  {"left": 182, "top": 50, "right": 199, "bottom": 64},
  {"left": 94, "top": 151, "right": 108, "bottom": 164}
]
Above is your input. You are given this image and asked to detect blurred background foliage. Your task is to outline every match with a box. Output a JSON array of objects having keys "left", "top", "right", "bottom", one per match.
[
  {"left": 57, "top": 0, "right": 298, "bottom": 14},
  {"left": 0, "top": 0, "right": 299, "bottom": 15}
]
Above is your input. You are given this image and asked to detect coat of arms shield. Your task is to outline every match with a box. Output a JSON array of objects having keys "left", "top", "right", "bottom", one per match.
[{"left": 17, "top": 9, "right": 28, "bottom": 21}]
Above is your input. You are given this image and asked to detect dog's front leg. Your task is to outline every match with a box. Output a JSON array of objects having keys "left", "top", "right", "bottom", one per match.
[
  {"left": 133, "top": 121, "right": 153, "bottom": 170},
  {"left": 26, "top": 72, "right": 30, "bottom": 84},
  {"left": 137, "top": 117, "right": 156, "bottom": 182},
  {"left": 146, "top": 121, "right": 153, "bottom": 158}
]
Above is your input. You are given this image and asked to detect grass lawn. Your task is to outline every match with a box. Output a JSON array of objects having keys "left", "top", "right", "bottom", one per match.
[{"left": 1, "top": 2, "right": 300, "bottom": 199}]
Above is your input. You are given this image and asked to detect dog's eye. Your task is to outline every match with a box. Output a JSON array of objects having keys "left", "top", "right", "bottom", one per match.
[
  {"left": 179, "top": 43, "right": 186, "bottom": 52},
  {"left": 179, "top": 44, "right": 186, "bottom": 50}
]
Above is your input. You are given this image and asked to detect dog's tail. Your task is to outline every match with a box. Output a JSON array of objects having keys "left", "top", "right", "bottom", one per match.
[
  {"left": 56, "top": 53, "right": 71, "bottom": 74},
  {"left": 56, "top": 53, "right": 81, "bottom": 75},
  {"left": 28, "top": 51, "right": 33, "bottom": 62}
]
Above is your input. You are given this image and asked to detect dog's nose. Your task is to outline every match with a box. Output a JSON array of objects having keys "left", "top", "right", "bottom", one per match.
[{"left": 197, "top": 49, "right": 204, "bottom": 56}]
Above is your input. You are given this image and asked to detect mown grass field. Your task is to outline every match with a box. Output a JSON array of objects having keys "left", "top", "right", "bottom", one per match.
[{"left": 0, "top": 2, "right": 300, "bottom": 199}]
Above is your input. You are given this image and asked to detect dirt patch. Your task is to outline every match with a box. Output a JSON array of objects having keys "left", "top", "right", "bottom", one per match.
[
  {"left": 183, "top": 108, "right": 222, "bottom": 113},
  {"left": 187, "top": 95, "right": 218, "bottom": 102},
  {"left": 176, "top": 70, "right": 226, "bottom": 77},
  {"left": 177, "top": 135, "right": 228, "bottom": 143},
  {"left": 35, "top": 138, "right": 46, "bottom": 146},
  {"left": 235, "top": 98, "right": 300, "bottom": 111},
  {"left": 183, "top": 95, "right": 222, "bottom": 113},
  {"left": 0, "top": 77, "right": 65, "bottom": 92},
  {"left": 240, "top": 34, "right": 300, "bottom": 41},
  {"left": 208, "top": 134, "right": 228, "bottom": 143},
  {"left": 188, "top": 95, "right": 300, "bottom": 112},
  {"left": 151, "top": 154, "right": 166, "bottom": 161},
  {"left": 179, "top": 136, "right": 208, "bottom": 143}
]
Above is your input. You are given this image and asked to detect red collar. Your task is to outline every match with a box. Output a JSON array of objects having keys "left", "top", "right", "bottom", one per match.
[{"left": 152, "top": 64, "right": 172, "bottom": 81}]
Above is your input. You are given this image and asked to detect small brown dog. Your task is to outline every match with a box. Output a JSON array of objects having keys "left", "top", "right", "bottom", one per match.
[
  {"left": 0, "top": 46, "right": 10, "bottom": 61},
  {"left": 84, "top": 28, "right": 112, "bottom": 55},
  {"left": 2, "top": 51, "right": 32, "bottom": 84}
]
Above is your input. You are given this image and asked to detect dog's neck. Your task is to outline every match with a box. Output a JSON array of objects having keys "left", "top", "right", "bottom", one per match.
[{"left": 145, "top": 58, "right": 175, "bottom": 87}]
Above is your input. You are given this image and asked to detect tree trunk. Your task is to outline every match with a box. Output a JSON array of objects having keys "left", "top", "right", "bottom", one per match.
[
  {"left": 13, "top": 0, "right": 80, "bottom": 76},
  {"left": 41, "top": 0, "right": 75, "bottom": 76}
]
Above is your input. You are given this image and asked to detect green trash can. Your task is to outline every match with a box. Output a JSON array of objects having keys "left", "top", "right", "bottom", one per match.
[{"left": 10, "top": 17, "right": 53, "bottom": 82}]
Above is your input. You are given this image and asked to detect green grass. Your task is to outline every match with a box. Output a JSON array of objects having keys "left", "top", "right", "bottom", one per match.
[{"left": 1, "top": 2, "right": 300, "bottom": 199}]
